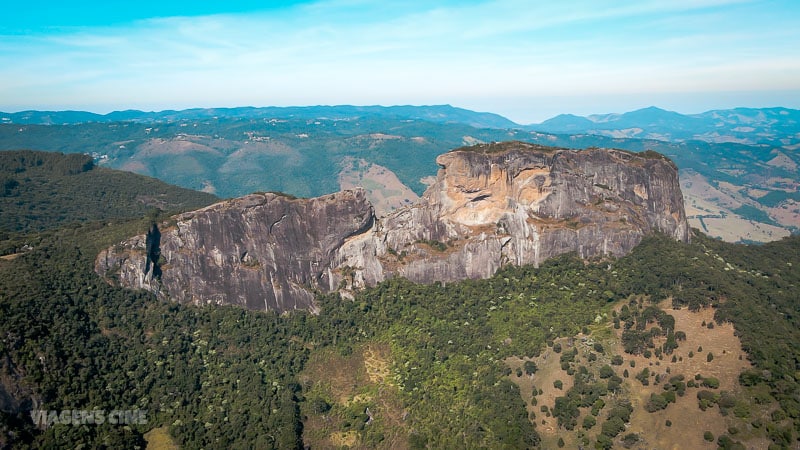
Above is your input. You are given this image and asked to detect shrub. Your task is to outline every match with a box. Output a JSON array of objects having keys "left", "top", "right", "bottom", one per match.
[
  {"left": 717, "top": 392, "right": 737, "bottom": 409},
  {"left": 707, "top": 352, "right": 714, "bottom": 362},
  {"left": 704, "top": 431, "right": 714, "bottom": 442},
  {"left": 607, "top": 376, "right": 622, "bottom": 393},
  {"left": 622, "top": 433, "right": 640, "bottom": 448},
  {"left": 591, "top": 399, "right": 605, "bottom": 416},
  {"left": 601, "top": 416, "right": 626, "bottom": 438},
  {"left": 645, "top": 393, "right": 669, "bottom": 412},
  {"left": 635, "top": 368, "right": 650, "bottom": 386},
  {"left": 593, "top": 342, "right": 604, "bottom": 353},
  {"left": 599, "top": 365, "right": 615, "bottom": 379}
]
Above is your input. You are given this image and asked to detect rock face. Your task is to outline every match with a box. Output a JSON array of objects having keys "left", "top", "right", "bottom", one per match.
[
  {"left": 96, "top": 190, "right": 375, "bottom": 312},
  {"left": 97, "top": 142, "right": 689, "bottom": 312}
]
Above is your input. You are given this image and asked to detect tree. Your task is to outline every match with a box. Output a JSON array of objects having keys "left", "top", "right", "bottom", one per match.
[{"left": 599, "top": 365, "right": 615, "bottom": 379}]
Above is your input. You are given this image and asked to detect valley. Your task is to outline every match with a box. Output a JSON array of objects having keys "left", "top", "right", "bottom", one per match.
[{"left": 2, "top": 105, "right": 797, "bottom": 242}]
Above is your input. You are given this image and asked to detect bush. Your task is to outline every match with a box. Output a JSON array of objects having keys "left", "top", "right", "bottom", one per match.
[
  {"left": 645, "top": 393, "right": 669, "bottom": 412},
  {"left": 602, "top": 416, "right": 626, "bottom": 438},
  {"left": 622, "top": 433, "right": 640, "bottom": 448},
  {"left": 594, "top": 342, "right": 604, "bottom": 353},
  {"left": 635, "top": 368, "right": 650, "bottom": 386},
  {"left": 704, "top": 431, "right": 714, "bottom": 442},
  {"left": 707, "top": 352, "right": 714, "bottom": 362}
]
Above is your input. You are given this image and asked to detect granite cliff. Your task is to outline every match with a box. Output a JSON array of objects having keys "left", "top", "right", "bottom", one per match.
[{"left": 96, "top": 142, "right": 689, "bottom": 312}]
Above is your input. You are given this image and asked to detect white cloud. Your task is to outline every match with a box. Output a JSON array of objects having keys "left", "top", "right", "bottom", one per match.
[{"left": 0, "top": 0, "right": 798, "bottom": 120}]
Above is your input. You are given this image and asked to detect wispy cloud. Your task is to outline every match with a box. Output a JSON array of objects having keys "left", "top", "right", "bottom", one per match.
[{"left": 0, "top": 0, "right": 798, "bottom": 120}]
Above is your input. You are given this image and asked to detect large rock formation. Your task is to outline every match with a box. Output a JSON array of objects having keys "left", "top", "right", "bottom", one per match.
[
  {"left": 96, "top": 142, "right": 689, "bottom": 312},
  {"left": 96, "top": 190, "right": 375, "bottom": 312}
]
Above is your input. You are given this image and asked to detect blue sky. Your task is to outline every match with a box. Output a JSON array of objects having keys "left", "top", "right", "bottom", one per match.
[{"left": 1, "top": 0, "right": 799, "bottom": 122}]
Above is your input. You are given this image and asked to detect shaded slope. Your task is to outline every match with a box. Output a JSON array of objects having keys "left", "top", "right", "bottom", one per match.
[{"left": 0, "top": 150, "right": 217, "bottom": 233}]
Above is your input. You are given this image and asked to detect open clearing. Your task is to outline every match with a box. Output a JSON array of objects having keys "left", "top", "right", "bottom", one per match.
[{"left": 510, "top": 298, "right": 771, "bottom": 449}]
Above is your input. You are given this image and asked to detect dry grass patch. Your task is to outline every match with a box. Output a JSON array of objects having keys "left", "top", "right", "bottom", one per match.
[
  {"left": 144, "top": 426, "right": 179, "bottom": 450},
  {"left": 612, "top": 302, "right": 756, "bottom": 449},
  {"left": 300, "top": 343, "right": 409, "bottom": 450}
]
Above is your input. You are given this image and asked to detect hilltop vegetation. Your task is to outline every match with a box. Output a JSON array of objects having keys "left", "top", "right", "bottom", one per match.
[
  {"left": 0, "top": 150, "right": 216, "bottom": 235},
  {"left": 1, "top": 202, "right": 798, "bottom": 449}
]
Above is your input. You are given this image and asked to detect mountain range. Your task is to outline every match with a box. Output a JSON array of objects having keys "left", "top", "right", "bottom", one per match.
[
  {"left": 0, "top": 104, "right": 518, "bottom": 129},
  {"left": 4, "top": 104, "right": 800, "bottom": 146},
  {"left": 533, "top": 106, "right": 800, "bottom": 145},
  {"left": 2, "top": 105, "right": 797, "bottom": 243}
]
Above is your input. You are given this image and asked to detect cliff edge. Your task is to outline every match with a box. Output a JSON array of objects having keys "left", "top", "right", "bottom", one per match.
[{"left": 96, "top": 142, "right": 689, "bottom": 312}]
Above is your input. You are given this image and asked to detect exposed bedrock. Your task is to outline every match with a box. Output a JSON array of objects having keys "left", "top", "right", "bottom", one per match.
[{"left": 97, "top": 142, "right": 689, "bottom": 312}]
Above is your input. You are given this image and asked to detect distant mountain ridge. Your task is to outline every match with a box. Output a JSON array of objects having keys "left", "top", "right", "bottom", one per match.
[
  {"left": 0, "top": 104, "right": 518, "bottom": 129},
  {"left": 4, "top": 104, "right": 799, "bottom": 145},
  {"left": 2, "top": 105, "right": 798, "bottom": 242},
  {"left": 532, "top": 106, "right": 800, "bottom": 145}
]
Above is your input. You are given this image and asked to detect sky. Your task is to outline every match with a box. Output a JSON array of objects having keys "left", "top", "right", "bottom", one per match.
[{"left": 1, "top": 0, "right": 799, "bottom": 123}]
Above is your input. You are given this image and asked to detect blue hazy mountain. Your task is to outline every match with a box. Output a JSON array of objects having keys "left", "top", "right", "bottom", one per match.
[
  {"left": 532, "top": 106, "right": 800, "bottom": 145},
  {"left": 0, "top": 104, "right": 519, "bottom": 130},
  {"left": 2, "top": 104, "right": 798, "bottom": 241}
]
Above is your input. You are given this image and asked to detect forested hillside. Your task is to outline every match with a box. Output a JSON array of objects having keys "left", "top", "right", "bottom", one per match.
[
  {"left": 0, "top": 150, "right": 798, "bottom": 449},
  {"left": 0, "top": 150, "right": 217, "bottom": 234},
  {"left": 1, "top": 214, "right": 798, "bottom": 448}
]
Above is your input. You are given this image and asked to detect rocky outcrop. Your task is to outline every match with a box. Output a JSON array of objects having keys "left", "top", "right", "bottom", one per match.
[
  {"left": 96, "top": 190, "right": 376, "bottom": 312},
  {"left": 370, "top": 143, "right": 689, "bottom": 285},
  {"left": 96, "top": 142, "right": 689, "bottom": 312}
]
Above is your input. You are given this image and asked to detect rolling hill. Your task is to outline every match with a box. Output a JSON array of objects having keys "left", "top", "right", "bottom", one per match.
[{"left": 1, "top": 105, "right": 798, "bottom": 242}]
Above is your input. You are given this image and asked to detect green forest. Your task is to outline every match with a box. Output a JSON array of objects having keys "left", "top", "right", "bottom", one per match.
[{"left": 0, "top": 152, "right": 798, "bottom": 449}]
